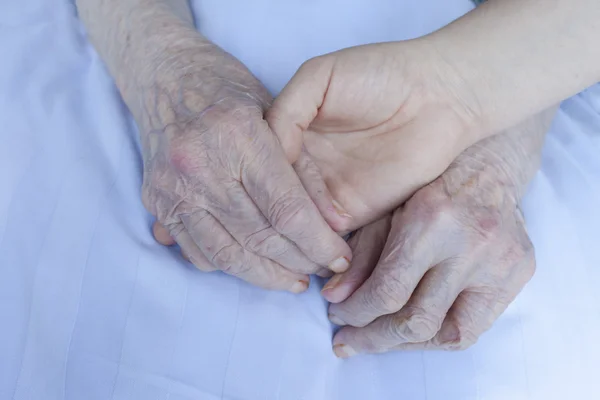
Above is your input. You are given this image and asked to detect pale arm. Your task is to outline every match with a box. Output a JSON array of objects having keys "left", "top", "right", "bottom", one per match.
[
  {"left": 430, "top": 0, "right": 600, "bottom": 141},
  {"left": 74, "top": 0, "right": 201, "bottom": 123}
]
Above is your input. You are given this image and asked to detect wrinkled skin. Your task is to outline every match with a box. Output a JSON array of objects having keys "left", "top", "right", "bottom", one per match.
[
  {"left": 268, "top": 42, "right": 554, "bottom": 355},
  {"left": 140, "top": 42, "right": 353, "bottom": 292},
  {"left": 147, "top": 37, "right": 554, "bottom": 355},
  {"left": 319, "top": 113, "right": 554, "bottom": 356}
]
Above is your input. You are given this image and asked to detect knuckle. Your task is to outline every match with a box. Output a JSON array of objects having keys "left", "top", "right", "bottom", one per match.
[
  {"left": 211, "top": 244, "right": 241, "bottom": 273},
  {"left": 268, "top": 190, "right": 311, "bottom": 234},
  {"left": 243, "top": 228, "right": 289, "bottom": 258},
  {"left": 408, "top": 189, "right": 450, "bottom": 225},
  {"left": 364, "top": 274, "right": 411, "bottom": 314},
  {"left": 298, "top": 56, "right": 326, "bottom": 76},
  {"left": 392, "top": 308, "right": 441, "bottom": 342},
  {"left": 168, "top": 138, "right": 210, "bottom": 176},
  {"left": 502, "top": 234, "right": 536, "bottom": 283},
  {"left": 471, "top": 209, "right": 503, "bottom": 241}
]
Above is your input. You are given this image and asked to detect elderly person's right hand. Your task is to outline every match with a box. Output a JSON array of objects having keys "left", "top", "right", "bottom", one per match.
[
  {"left": 140, "top": 40, "right": 354, "bottom": 291},
  {"left": 76, "top": 0, "right": 353, "bottom": 291}
]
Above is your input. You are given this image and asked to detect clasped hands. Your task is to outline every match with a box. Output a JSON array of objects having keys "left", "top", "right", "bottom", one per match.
[{"left": 139, "top": 37, "right": 553, "bottom": 357}]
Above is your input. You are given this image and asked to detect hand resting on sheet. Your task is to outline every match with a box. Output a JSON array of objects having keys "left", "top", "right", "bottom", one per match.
[
  {"left": 137, "top": 41, "right": 357, "bottom": 291},
  {"left": 147, "top": 37, "right": 555, "bottom": 355},
  {"left": 76, "top": 0, "right": 355, "bottom": 292},
  {"left": 267, "top": 43, "right": 556, "bottom": 355},
  {"left": 75, "top": 0, "right": 563, "bottom": 356},
  {"left": 322, "top": 111, "right": 555, "bottom": 355}
]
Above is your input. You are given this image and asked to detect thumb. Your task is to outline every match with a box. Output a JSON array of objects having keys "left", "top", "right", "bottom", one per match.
[{"left": 266, "top": 56, "right": 335, "bottom": 164}]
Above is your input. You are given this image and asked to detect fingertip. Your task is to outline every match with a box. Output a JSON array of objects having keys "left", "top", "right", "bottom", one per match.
[
  {"left": 152, "top": 221, "right": 176, "bottom": 246},
  {"left": 333, "top": 343, "right": 358, "bottom": 359},
  {"left": 332, "top": 327, "right": 360, "bottom": 358},
  {"left": 289, "top": 279, "right": 310, "bottom": 294},
  {"left": 321, "top": 274, "right": 350, "bottom": 303},
  {"left": 328, "top": 256, "right": 351, "bottom": 273},
  {"left": 322, "top": 283, "right": 355, "bottom": 304},
  {"left": 321, "top": 288, "right": 336, "bottom": 303},
  {"left": 322, "top": 204, "right": 355, "bottom": 234}
]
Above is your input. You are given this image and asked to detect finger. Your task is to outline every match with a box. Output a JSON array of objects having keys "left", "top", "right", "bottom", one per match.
[
  {"left": 390, "top": 290, "right": 503, "bottom": 352},
  {"left": 242, "top": 125, "right": 352, "bottom": 273},
  {"left": 266, "top": 56, "right": 335, "bottom": 163},
  {"left": 331, "top": 260, "right": 469, "bottom": 356},
  {"left": 153, "top": 221, "right": 176, "bottom": 246},
  {"left": 181, "top": 249, "right": 190, "bottom": 262},
  {"left": 322, "top": 216, "right": 391, "bottom": 305},
  {"left": 207, "top": 181, "right": 321, "bottom": 275},
  {"left": 171, "top": 228, "right": 217, "bottom": 272},
  {"left": 328, "top": 209, "right": 435, "bottom": 327},
  {"left": 181, "top": 212, "right": 310, "bottom": 293},
  {"left": 389, "top": 253, "right": 534, "bottom": 352},
  {"left": 293, "top": 149, "right": 354, "bottom": 234}
]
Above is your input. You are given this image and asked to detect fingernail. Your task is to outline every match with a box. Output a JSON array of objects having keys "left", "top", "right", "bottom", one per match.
[
  {"left": 332, "top": 200, "right": 353, "bottom": 218},
  {"left": 328, "top": 313, "right": 346, "bottom": 326},
  {"left": 290, "top": 280, "right": 309, "bottom": 294},
  {"left": 322, "top": 274, "right": 343, "bottom": 292},
  {"left": 333, "top": 344, "right": 357, "bottom": 358},
  {"left": 328, "top": 256, "right": 350, "bottom": 273}
]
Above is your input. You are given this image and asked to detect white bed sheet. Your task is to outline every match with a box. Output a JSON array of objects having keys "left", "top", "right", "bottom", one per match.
[{"left": 1, "top": 1, "right": 600, "bottom": 399}]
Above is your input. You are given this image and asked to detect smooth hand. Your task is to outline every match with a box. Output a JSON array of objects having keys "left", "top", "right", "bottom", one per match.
[
  {"left": 268, "top": 40, "right": 481, "bottom": 232},
  {"left": 140, "top": 41, "right": 352, "bottom": 291},
  {"left": 320, "top": 110, "right": 555, "bottom": 356}
]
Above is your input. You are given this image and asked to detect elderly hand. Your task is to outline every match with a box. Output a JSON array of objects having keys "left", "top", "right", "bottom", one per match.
[
  {"left": 139, "top": 41, "right": 352, "bottom": 291},
  {"left": 267, "top": 40, "right": 483, "bottom": 232},
  {"left": 320, "top": 109, "right": 555, "bottom": 356}
]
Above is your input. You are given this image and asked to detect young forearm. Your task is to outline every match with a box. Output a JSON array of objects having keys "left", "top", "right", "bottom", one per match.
[
  {"left": 75, "top": 0, "right": 201, "bottom": 119},
  {"left": 430, "top": 0, "right": 600, "bottom": 141}
]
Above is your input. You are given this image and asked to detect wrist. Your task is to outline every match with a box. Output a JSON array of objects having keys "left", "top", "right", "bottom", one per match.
[
  {"left": 77, "top": 0, "right": 201, "bottom": 117},
  {"left": 425, "top": 0, "right": 600, "bottom": 142}
]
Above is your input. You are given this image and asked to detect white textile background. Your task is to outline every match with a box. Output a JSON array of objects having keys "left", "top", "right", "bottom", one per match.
[{"left": 1, "top": 1, "right": 599, "bottom": 399}]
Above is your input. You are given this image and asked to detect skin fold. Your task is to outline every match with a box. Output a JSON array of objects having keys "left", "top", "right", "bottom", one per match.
[
  {"left": 267, "top": 42, "right": 481, "bottom": 232},
  {"left": 321, "top": 108, "right": 556, "bottom": 356},
  {"left": 74, "top": 0, "right": 597, "bottom": 355},
  {"left": 76, "top": 0, "right": 353, "bottom": 293},
  {"left": 266, "top": 43, "right": 557, "bottom": 355}
]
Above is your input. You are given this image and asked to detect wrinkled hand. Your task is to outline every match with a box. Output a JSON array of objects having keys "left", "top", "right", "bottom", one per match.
[
  {"left": 267, "top": 40, "right": 482, "bottom": 232},
  {"left": 139, "top": 41, "right": 352, "bottom": 291},
  {"left": 319, "top": 110, "right": 555, "bottom": 356}
]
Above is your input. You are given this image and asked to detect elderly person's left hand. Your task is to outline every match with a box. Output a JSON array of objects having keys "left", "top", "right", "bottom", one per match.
[{"left": 319, "top": 108, "right": 555, "bottom": 356}]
